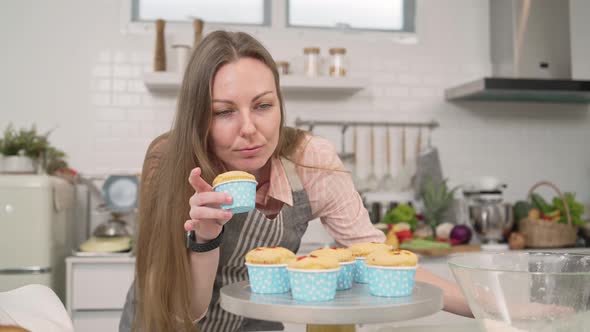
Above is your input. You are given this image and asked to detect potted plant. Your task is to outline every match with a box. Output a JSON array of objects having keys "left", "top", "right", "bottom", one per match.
[
  {"left": 420, "top": 176, "right": 459, "bottom": 233},
  {"left": 0, "top": 124, "right": 66, "bottom": 174}
]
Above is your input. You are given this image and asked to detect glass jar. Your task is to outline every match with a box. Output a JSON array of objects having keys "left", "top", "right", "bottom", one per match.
[
  {"left": 303, "top": 47, "right": 320, "bottom": 77},
  {"left": 275, "top": 61, "right": 290, "bottom": 75},
  {"left": 329, "top": 47, "right": 347, "bottom": 77}
]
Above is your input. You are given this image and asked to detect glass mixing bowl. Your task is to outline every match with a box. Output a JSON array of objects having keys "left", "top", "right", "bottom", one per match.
[{"left": 449, "top": 252, "right": 590, "bottom": 332}]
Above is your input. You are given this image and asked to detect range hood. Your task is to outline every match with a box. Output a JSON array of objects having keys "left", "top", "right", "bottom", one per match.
[{"left": 445, "top": 0, "right": 590, "bottom": 103}]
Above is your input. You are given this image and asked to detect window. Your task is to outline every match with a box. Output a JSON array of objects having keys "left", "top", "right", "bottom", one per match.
[
  {"left": 287, "top": 0, "right": 415, "bottom": 32},
  {"left": 131, "top": 0, "right": 270, "bottom": 25}
]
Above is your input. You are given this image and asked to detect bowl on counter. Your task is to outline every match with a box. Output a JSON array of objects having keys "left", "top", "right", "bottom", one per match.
[{"left": 449, "top": 252, "right": 590, "bottom": 332}]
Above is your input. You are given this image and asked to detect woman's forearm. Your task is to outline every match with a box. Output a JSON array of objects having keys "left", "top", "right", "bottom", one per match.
[
  {"left": 189, "top": 249, "right": 220, "bottom": 320},
  {"left": 415, "top": 266, "right": 474, "bottom": 318}
]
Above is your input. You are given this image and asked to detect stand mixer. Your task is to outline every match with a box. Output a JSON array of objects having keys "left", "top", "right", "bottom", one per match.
[{"left": 464, "top": 177, "right": 514, "bottom": 251}]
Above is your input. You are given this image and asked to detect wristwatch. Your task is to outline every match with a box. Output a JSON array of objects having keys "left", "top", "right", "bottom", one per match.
[{"left": 186, "top": 226, "right": 224, "bottom": 252}]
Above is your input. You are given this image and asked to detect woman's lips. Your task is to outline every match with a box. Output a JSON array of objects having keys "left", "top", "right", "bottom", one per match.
[{"left": 236, "top": 145, "right": 262, "bottom": 157}]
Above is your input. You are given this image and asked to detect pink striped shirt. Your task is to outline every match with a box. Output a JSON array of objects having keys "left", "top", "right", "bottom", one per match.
[{"left": 255, "top": 135, "right": 385, "bottom": 246}]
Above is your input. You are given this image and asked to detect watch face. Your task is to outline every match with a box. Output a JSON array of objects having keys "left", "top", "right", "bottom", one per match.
[{"left": 186, "top": 230, "right": 196, "bottom": 248}]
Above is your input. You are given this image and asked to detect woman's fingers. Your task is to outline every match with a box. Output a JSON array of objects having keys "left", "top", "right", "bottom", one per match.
[
  {"left": 186, "top": 167, "right": 234, "bottom": 237},
  {"left": 189, "top": 191, "right": 232, "bottom": 207},
  {"left": 188, "top": 167, "right": 213, "bottom": 193},
  {"left": 189, "top": 205, "right": 233, "bottom": 221}
]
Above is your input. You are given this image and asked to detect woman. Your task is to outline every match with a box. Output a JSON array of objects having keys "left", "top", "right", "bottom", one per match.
[{"left": 120, "top": 30, "right": 472, "bottom": 332}]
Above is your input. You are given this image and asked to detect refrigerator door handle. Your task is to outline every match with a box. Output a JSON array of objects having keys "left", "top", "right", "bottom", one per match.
[{"left": 0, "top": 266, "right": 52, "bottom": 274}]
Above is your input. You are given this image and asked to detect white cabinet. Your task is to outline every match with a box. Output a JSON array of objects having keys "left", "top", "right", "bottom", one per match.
[{"left": 66, "top": 256, "right": 135, "bottom": 332}]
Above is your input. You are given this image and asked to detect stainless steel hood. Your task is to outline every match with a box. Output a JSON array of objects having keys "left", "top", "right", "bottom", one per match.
[{"left": 445, "top": 0, "right": 590, "bottom": 103}]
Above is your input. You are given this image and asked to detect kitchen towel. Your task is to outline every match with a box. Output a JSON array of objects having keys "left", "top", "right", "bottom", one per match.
[{"left": 0, "top": 284, "right": 74, "bottom": 332}]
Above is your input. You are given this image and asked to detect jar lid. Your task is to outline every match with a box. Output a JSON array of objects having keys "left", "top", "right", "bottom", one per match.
[
  {"left": 329, "top": 47, "right": 347, "bottom": 55},
  {"left": 303, "top": 47, "right": 320, "bottom": 54}
]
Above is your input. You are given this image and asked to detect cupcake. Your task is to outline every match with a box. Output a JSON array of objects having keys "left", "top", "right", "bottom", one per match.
[
  {"left": 349, "top": 242, "right": 392, "bottom": 284},
  {"left": 244, "top": 246, "right": 295, "bottom": 294},
  {"left": 310, "top": 247, "right": 355, "bottom": 290},
  {"left": 287, "top": 255, "right": 341, "bottom": 302},
  {"left": 366, "top": 249, "right": 418, "bottom": 297},
  {"left": 212, "top": 171, "right": 257, "bottom": 214}
]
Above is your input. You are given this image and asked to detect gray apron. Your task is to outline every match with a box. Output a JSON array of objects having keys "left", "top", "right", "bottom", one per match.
[{"left": 120, "top": 158, "right": 314, "bottom": 332}]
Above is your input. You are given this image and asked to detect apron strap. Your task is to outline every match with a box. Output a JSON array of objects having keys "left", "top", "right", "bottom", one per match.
[{"left": 280, "top": 157, "right": 304, "bottom": 192}]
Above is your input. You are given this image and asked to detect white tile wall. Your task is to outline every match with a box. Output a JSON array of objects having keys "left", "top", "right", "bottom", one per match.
[{"left": 2, "top": 0, "right": 590, "bottom": 208}]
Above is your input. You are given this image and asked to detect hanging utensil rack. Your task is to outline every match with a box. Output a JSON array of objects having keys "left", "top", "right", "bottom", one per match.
[{"left": 294, "top": 118, "right": 439, "bottom": 132}]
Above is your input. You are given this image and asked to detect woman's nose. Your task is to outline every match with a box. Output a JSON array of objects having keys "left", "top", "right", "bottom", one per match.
[{"left": 239, "top": 111, "right": 256, "bottom": 136}]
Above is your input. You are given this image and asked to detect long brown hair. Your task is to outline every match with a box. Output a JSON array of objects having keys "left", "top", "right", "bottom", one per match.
[{"left": 134, "top": 31, "right": 306, "bottom": 331}]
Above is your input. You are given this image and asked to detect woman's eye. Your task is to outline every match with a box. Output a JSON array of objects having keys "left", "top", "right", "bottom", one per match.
[
  {"left": 214, "top": 109, "right": 234, "bottom": 117},
  {"left": 256, "top": 103, "right": 272, "bottom": 110}
]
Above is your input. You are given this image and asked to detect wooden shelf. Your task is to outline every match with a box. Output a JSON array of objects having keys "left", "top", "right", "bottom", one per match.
[
  {"left": 143, "top": 72, "right": 367, "bottom": 94},
  {"left": 280, "top": 75, "right": 367, "bottom": 93},
  {"left": 143, "top": 72, "right": 182, "bottom": 92}
]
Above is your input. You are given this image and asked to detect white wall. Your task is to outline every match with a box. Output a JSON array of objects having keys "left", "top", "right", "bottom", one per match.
[
  {"left": 571, "top": 0, "right": 590, "bottom": 80},
  {"left": 1, "top": 0, "right": 590, "bottom": 207}
]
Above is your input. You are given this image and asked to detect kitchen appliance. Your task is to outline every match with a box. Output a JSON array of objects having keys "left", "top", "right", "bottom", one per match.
[
  {"left": 445, "top": 0, "right": 590, "bottom": 103},
  {"left": 464, "top": 177, "right": 514, "bottom": 251},
  {"left": 92, "top": 212, "right": 130, "bottom": 238},
  {"left": 449, "top": 252, "right": 590, "bottom": 331},
  {"left": 0, "top": 175, "right": 76, "bottom": 302},
  {"left": 78, "top": 175, "right": 138, "bottom": 253}
]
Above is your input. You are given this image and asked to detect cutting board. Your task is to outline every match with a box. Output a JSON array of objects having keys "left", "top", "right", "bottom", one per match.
[{"left": 410, "top": 244, "right": 481, "bottom": 257}]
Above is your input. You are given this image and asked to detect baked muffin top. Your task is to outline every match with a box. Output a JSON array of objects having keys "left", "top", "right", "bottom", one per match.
[
  {"left": 213, "top": 171, "right": 256, "bottom": 187},
  {"left": 287, "top": 254, "right": 340, "bottom": 270},
  {"left": 310, "top": 247, "right": 355, "bottom": 263},
  {"left": 349, "top": 242, "right": 392, "bottom": 258},
  {"left": 244, "top": 246, "right": 295, "bottom": 265},
  {"left": 365, "top": 249, "right": 418, "bottom": 267}
]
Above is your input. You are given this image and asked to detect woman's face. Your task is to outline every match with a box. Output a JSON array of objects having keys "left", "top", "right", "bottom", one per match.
[{"left": 209, "top": 57, "right": 281, "bottom": 176}]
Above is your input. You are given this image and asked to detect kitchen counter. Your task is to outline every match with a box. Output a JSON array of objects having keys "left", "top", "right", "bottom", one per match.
[{"left": 65, "top": 247, "right": 589, "bottom": 332}]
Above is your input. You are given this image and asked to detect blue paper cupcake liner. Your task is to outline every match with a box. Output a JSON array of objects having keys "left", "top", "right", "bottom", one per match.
[
  {"left": 353, "top": 257, "right": 369, "bottom": 284},
  {"left": 287, "top": 267, "right": 340, "bottom": 302},
  {"left": 246, "top": 263, "right": 290, "bottom": 294},
  {"left": 337, "top": 261, "right": 355, "bottom": 290},
  {"left": 213, "top": 180, "right": 257, "bottom": 214},
  {"left": 367, "top": 265, "right": 417, "bottom": 297}
]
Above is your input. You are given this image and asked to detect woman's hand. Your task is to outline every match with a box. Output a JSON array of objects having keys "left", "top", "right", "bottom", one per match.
[{"left": 185, "top": 167, "right": 233, "bottom": 242}]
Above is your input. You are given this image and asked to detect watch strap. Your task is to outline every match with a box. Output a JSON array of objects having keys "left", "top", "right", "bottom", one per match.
[{"left": 186, "top": 226, "right": 224, "bottom": 252}]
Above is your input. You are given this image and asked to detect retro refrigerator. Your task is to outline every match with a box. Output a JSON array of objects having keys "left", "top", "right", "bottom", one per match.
[{"left": 0, "top": 175, "right": 75, "bottom": 302}]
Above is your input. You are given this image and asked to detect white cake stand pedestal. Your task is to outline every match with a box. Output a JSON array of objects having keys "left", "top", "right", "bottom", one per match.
[{"left": 220, "top": 281, "right": 443, "bottom": 332}]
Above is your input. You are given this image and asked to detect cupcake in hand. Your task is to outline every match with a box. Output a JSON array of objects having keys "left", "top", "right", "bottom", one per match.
[
  {"left": 287, "top": 255, "right": 341, "bottom": 302},
  {"left": 310, "top": 247, "right": 355, "bottom": 290},
  {"left": 349, "top": 242, "right": 392, "bottom": 284},
  {"left": 366, "top": 249, "right": 418, "bottom": 297},
  {"left": 245, "top": 246, "right": 295, "bottom": 294},
  {"left": 212, "top": 171, "right": 257, "bottom": 214}
]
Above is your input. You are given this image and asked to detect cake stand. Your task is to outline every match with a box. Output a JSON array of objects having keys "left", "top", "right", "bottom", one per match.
[{"left": 220, "top": 281, "right": 443, "bottom": 332}]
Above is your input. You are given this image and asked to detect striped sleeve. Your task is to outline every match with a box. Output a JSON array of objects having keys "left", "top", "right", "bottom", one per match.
[{"left": 295, "top": 136, "right": 386, "bottom": 246}]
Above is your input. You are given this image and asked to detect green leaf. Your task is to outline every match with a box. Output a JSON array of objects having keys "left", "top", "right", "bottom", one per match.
[
  {"left": 420, "top": 176, "right": 458, "bottom": 228},
  {"left": 1, "top": 123, "right": 68, "bottom": 172},
  {"left": 383, "top": 203, "right": 417, "bottom": 229},
  {"left": 531, "top": 193, "right": 554, "bottom": 213},
  {"left": 553, "top": 192, "right": 585, "bottom": 226}
]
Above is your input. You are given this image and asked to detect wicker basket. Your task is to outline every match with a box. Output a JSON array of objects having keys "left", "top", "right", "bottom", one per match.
[{"left": 518, "top": 181, "right": 577, "bottom": 248}]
